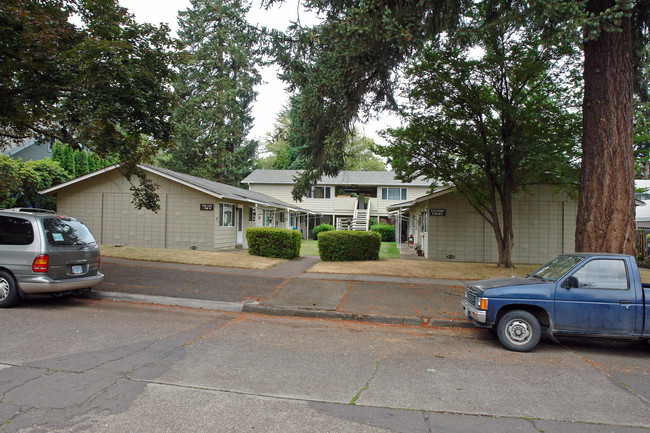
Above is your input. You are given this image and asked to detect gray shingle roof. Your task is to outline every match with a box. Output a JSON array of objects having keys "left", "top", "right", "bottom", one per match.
[
  {"left": 241, "top": 169, "right": 430, "bottom": 186},
  {"left": 144, "top": 166, "right": 311, "bottom": 212},
  {"left": 41, "top": 164, "right": 315, "bottom": 213}
]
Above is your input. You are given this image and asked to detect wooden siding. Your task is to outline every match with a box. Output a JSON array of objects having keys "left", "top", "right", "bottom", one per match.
[
  {"left": 249, "top": 183, "right": 431, "bottom": 216},
  {"left": 413, "top": 185, "right": 576, "bottom": 264},
  {"left": 54, "top": 170, "right": 254, "bottom": 251}
]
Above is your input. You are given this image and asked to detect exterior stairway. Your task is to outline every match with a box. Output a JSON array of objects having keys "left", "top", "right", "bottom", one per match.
[{"left": 336, "top": 206, "right": 370, "bottom": 231}]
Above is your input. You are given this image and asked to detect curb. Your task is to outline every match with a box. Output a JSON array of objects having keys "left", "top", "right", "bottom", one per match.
[
  {"left": 88, "top": 291, "right": 472, "bottom": 329},
  {"left": 242, "top": 304, "right": 473, "bottom": 328},
  {"left": 88, "top": 291, "right": 244, "bottom": 312}
]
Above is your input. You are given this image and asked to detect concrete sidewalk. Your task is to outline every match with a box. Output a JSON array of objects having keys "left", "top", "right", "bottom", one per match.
[{"left": 90, "top": 256, "right": 471, "bottom": 328}]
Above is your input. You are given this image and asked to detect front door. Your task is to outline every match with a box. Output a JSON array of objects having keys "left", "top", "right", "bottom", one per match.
[
  {"left": 236, "top": 207, "right": 243, "bottom": 245},
  {"left": 554, "top": 258, "right": 638, "bottom": 334}
]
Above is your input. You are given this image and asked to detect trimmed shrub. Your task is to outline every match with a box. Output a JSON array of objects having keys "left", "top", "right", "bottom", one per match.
[
  {"left": 318, "top": 231, "right": 381, "bottom": 261},
  {"left": 370, "top": 223, "right": 395, "bottom": 242},
  {"left": 246, "top": 227, "right": 301, "bottom": 259},
  {"left": 311, "top": 223, "right": 334, "bottom": 240}
]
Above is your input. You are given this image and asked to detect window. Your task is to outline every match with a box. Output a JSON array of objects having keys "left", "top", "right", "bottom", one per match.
[
  {"left": 290, "top": 213, "right": 296, "bottom": 227},
  {"left": 0, "top": 216, "right": 34, "bottom": 245},
  {"left": 421, "top": 210, "right": 428, "bottom": 232},
  {"left": 263, "top": 209, "right": 275, "bottom": 227},
  {"left": 219, "top": 204, "right": 234, "bottom": 227},
  {"left": 307, "top": 186, "right": 331, "bottom": 199},
  {"left": 249, "top": 207, "right": 256, "bottom": 222},
  {"left": 279, "top": 212, "right": 285, "bottom": 223},
  {"left": 571, "top": 259, "right": 629, "bottom": 290},
  {"left": 381, "top": 187, "right": 407, "bottom": 200},
  {"left": 43, "top": 218, "right": 95, "bottom": 246}
]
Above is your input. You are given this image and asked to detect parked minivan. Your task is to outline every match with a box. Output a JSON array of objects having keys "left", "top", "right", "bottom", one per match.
[{"left": 0, "top": 208, "right": 104, "bottom": 307}]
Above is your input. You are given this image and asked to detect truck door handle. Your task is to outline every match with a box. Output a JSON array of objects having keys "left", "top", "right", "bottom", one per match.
[{"left": 619, "top": 300, "right": 631, "bottom": 304}]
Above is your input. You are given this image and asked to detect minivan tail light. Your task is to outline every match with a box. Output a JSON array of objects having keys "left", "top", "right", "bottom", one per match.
[
  {"left": 32, "top": 255, "right": 49, "bottom": 273},
  {"left": 98, "top": 253, "right": 101, "bottom": 268}
]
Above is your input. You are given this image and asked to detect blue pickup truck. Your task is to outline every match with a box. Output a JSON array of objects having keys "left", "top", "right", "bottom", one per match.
[{"left": 461, "top": 253, "right": 650, "bottom": 352}]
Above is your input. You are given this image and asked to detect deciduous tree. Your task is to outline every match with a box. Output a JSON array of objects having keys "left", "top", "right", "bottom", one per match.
[
  {"left": 377, "top": 2, "right": 581, "bottom": 267},
  {"left": 0, "top": 0, "right": 178, "bottom": 211},
  {"left": 269, "top": 0, "right": 649, "bottom": 256}
]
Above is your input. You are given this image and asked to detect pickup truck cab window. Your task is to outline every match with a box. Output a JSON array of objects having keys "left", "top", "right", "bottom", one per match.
[
  {"left": 555, "top": 258, "right": 637, "bottom": 334},
  {"left": 570, "top": 259, "right": 629, "bottom": 290}
]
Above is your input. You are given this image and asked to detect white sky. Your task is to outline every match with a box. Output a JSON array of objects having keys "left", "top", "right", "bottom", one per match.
[{"left": 118, "top": 0, "right": 397, "bottom": 145}]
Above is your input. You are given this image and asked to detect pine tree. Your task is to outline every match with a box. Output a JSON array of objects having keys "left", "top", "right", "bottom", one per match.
[
  {"left": 163, "top": 0, "right": 262, "bottom": 186},
  {"left": 73, "top": 149, "right": 89, "bottom": 177},
  {"left": 60, "top": 144, "right": 75, "bottom": 174}
]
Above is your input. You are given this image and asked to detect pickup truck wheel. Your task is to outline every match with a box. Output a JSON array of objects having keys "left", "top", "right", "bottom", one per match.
[
  {"left": 497, "top": 310, "right": 541, "bottom": 352},
  {"left": 0, "top": 270, "right": 19, "bottom": 308}
]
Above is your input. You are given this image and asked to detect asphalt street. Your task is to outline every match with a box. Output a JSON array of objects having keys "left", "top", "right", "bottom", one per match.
[{"left": 1, "top": 298, "right": 648, "bottom": 432}]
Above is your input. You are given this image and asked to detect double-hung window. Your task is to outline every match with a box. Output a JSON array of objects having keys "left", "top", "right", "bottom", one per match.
[
  {"left": 219, "top": 203, "right": 234, "bottom": 227},
  {"left": 381, "top": 187, "right": 407, "bottom": 201}
]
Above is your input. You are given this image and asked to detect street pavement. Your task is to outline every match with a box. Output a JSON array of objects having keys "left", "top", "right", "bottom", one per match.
[{"left": 92, "top": 255, "right": 470, "bottom": 328}]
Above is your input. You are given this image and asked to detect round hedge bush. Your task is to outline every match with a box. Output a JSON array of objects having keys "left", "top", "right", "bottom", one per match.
[{"left": 311, "top": 223, "right": 334, "bottom": 240}]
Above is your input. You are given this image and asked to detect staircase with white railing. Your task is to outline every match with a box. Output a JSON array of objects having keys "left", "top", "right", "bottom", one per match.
[{"left": 335, "top": 200, "right": 370, "bottom": 231}]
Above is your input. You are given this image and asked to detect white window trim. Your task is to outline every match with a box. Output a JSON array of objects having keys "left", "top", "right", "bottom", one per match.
[
  {"left": 381, "top": 187, "right": 408, "bottom": 201},
  {"left": 219, "top": 203, "right": 235, "bottom": 227}
]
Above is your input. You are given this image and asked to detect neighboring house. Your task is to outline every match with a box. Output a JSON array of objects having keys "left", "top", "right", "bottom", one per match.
[
  {"left": 2, "top": 139, "right": 52, "bottom": 161},
  {"left": 635, "top": 179, "right": 650, "bottom": 228},
  {"left": 388, "top": 185, "right": 577, "bottom": 264},
  {"left": 242, "top": 170, "right": 430, "bottom": 233},
  {"left": 41, "top": 165, "right": 317, "bottom": 251}
]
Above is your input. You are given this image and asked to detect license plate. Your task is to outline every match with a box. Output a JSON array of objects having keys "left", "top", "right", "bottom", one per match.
[{"left": 71, "top": 265, "right": 84, "bottom": 275}]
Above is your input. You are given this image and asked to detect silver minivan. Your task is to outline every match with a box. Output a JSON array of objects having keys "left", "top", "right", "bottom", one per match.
[{"left": 0, "top": 208, "right": 104, "bottom": 307}]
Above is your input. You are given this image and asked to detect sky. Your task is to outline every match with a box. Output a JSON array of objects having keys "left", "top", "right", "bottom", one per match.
[{"left": 118, "top": 0, "right": 397, "bottom": 146}]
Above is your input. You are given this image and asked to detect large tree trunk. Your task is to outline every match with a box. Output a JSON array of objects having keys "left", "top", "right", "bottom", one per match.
[{"left": 575, "top": 0, "right": 636, "bottom": 255}]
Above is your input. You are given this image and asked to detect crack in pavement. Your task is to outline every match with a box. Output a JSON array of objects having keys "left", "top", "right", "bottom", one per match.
[
  {"left": 349, "top": 346, "right": 389, "bottom": 405},
  {"left": 0, "top": 316, "right": 234, "bottom": 432}
]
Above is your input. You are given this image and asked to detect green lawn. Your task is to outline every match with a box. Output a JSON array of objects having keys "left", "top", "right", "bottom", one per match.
[{"left": 301, "top": 240, "right": 400, "bottom": 259}]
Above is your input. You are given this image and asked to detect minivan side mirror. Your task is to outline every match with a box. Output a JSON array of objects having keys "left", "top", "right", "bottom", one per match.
[{"left": 565, "top": 276, "right": 579, "bottom": 289}]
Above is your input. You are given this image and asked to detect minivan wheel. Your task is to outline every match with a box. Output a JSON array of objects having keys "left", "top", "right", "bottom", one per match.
[{"left": 0, "top": 270, "right": 19, "bottom": 308}]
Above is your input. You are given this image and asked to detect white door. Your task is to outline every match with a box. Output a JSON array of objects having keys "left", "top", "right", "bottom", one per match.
[{"left": 236, "top": 207, "right": 243, "bottom": 245}]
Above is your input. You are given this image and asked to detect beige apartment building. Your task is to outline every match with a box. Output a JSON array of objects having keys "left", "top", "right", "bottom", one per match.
[
  {"left": 41, "top": 165, "right": 316, "bottom": 250},
  {"left": 389, "top": 185, "right": 577, "bottom": 264},
  {"left": 242, "top": 170, "right": 431, "bottom": 233}
]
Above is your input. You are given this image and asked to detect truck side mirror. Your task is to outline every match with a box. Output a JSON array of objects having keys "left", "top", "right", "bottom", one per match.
[{"left": 565, "top": 276, "right": 579, "bottom": 289}]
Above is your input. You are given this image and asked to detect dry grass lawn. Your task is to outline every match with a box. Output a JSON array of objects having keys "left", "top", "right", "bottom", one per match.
[
  {"left": 100, "top": 245, "right": 286, "bottom": 270},
  {"left": 307, "top": 259, "right": 541, "bottom": 280},
  {"left": 100, "top": 244, "right": 650, "bottom": 282}
]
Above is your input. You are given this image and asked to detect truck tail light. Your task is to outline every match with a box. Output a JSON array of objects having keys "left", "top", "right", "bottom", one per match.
[
  {"left": 32, "top": 255, "right": 49, "bottom": 273},
  {"left": 480, "top": 298, "right": 488, "bottom": 310}
]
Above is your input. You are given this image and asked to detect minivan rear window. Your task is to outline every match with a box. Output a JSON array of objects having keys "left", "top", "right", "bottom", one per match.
[
  {"left": 43, "top": 218, "right": 96, "bottom": 246},
  {"left": 0, "top": 216, "right": 34, "bottom": 245}
]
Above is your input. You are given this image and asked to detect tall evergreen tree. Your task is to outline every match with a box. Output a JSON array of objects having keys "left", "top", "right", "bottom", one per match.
[
  {"left": 268, "top": 0, "right": 649, "bottom": 257},
  {"left": 163, "top": 0, "right": 262, "bottom": 185}
]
